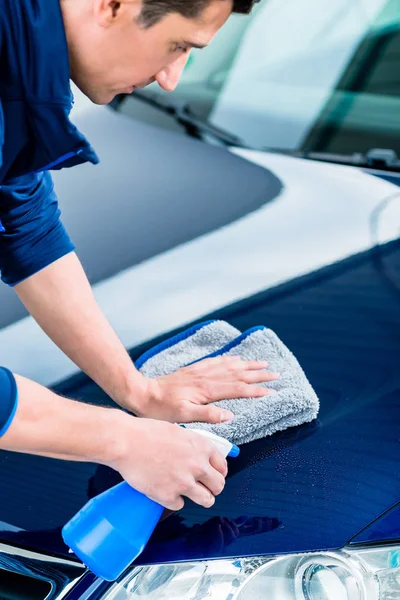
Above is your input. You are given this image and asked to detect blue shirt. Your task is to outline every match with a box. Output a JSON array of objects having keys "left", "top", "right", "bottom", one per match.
[
  {"left": 0, "top": 0, "right": 100, "bottom": 433},
  {"left": 0, "top": 368, "right": 18, "bottom": 437}
]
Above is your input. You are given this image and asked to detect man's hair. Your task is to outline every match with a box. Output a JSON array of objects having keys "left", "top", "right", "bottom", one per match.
[{"left": 138, "top": 0, "right": 259, "bottom": 28}]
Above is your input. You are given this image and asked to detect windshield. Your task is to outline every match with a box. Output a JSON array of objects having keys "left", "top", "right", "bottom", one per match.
[{"left": 123, "top": 0, "right": 400, "bottom": 156}]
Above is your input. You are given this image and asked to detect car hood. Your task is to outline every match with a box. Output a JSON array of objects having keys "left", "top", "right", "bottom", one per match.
[
  {"left": 1, "top": 235, "right": 398, "bottom": 568},
  {"left": 0, "top": 108, "right": 399, "bottom": 568}
]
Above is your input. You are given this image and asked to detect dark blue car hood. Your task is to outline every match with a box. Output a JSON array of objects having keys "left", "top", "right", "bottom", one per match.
[{"left": 0, "top": 234, "right": 399, "bottom": 565}]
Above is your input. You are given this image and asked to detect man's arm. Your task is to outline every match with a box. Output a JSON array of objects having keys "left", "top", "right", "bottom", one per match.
[
  {"left": 1, "top": 372, "right": 124, "bottom": 463},
  {"left": 0, "top": 170, "right": 147, "bottom": 412},
  {"left": 15, "top": 252, "right": 148, "bottom": 413},
  {"left": 0, "top": 373, "right": 228, "bottom": 510}
]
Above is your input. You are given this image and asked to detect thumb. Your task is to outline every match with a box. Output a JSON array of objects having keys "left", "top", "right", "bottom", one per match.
[{"left": 189, "top": 404, "right": 234, "bottom": 424}]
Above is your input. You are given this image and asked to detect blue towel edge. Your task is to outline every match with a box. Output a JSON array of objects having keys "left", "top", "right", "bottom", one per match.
[
  {"left": 186, "top": 325, "right": 268, "bottom": 366},
  {"left": 135, "top": 319, "right": 218, "bottom": 369}
]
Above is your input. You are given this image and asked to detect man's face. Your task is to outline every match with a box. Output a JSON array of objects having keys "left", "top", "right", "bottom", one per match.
[{"left": 61, "top": 0, "right": 233, "bottom": 105}]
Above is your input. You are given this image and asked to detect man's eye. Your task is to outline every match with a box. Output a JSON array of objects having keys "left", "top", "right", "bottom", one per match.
[{"left": 173, "top": 45, "right": 189, "bottom": 53}]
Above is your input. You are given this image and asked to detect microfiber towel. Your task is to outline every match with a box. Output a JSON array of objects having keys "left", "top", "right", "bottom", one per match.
[{"left": 136, "top": 320, "right": 319, "bottom": 445}]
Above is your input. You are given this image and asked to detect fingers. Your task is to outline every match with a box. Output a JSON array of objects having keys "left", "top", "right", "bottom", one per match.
[
  {"left": 233, "top": 382, "right": 277, "bottom": 398},
  {"left": 186, "top": 482, "right": 216, "bottom": 508},
  {"left": 165, "top": 449, "right": 227, "bottom": 510},
  {"left": 184, "top": 381, "right": 277, "bottom": 422},
  {"left": 241, "top": 359, "right": 270, "bottom": 370},
  {"left": 186, "top": 471, "right": 226, "bottom": 507},
  {"left": 155, "top": 459, "right": 227, "bottom": 511},
  {"left": 209, "top": 449, "right": 228, "bottom": 477},
  {"left": 206, "top": 381, "right": 277, "bottom": 403},
  {"left": 241, "top": 369, "right": 280, "bottom": 384},
  {"left": 198, "top": 468, "right": 226, "bottom": 497},
  {"left": 161, "top": 486, "right": 212, "bottom": 511},
  {"left": 195, "top": 356, "right": 280, "bottom": 385},
  {"left": 186, "top": 403, "right": 234, "bottom": 424},
  {"left": 163, "top": 495, "right": 185, "bottom": 512}
]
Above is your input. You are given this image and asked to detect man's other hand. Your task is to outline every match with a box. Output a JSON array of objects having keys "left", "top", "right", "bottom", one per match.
[
  {"left": 110, "top": 419, "right": 228, "bottom": 510},
  {"left": 134, "top": 356, "right": 280, "bottom": 423}
]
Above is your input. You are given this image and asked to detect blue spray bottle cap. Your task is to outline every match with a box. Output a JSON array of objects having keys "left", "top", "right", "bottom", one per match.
[{"left": 228, "top": 444, "right": 240, "bottom": 457}]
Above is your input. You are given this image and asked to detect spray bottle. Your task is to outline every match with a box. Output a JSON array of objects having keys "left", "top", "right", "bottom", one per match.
[{"left": 62, "top": 429, "right": 240, "bottom": 582}]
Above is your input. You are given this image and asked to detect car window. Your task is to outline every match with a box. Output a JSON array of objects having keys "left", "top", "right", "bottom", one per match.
[{"left": 118, "top": 0, "right": 400, "bottom": 157}]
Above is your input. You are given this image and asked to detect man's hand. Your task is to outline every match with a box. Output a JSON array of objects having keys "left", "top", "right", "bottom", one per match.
[
  {"left": 110, "top": 419, "right": 228, "bottom": 510},
  {"left": 135, "top": 356, "right": 280, "bottom": 423},
  {"left": 0, "top": 374, "right": 228, "bottom": 511}
]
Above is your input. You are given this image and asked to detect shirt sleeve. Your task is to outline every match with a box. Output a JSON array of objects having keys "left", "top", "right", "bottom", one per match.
[
  {"left": 0, "top": 367, "right": 18, "bottom": 438},
  {"left": 0, "top": 171, "right": 75, "bottom": 285}
]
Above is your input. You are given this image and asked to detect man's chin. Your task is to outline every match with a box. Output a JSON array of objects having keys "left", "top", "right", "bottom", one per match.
[
  {"left": 86, "top": 90, "right": 116, "bottom": 106},
  {"left": 71, "top": 81, "right": 116, "bottom": 106}
]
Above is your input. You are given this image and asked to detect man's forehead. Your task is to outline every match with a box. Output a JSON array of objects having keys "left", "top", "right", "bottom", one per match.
[{"left": 166, "top": 0, "right": 232, "bottom": 45}]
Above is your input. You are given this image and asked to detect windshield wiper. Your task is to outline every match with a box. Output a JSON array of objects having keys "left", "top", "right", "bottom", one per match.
[
  {"left": 111, "top": 92, "right": 400, "bottom": 173},
  {"left": 268, "top": 148, "right": 400, "bottom": 173},
  {"left": 111, "top": 89, "right": 246, "bottom": 148}
]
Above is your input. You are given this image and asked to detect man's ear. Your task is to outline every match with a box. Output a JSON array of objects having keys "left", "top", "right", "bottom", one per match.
[{"left": 92, "top": 0, "right": 142, "bottom": 28}]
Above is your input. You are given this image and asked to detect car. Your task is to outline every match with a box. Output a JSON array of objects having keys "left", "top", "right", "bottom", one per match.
[{"left": 0, "top": 1, "right": 399, "bottom": 598}]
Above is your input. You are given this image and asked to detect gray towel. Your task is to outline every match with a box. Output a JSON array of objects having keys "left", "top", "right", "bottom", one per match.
[{"left": 136, "top": 320, "right": 319, "bottom": 445}]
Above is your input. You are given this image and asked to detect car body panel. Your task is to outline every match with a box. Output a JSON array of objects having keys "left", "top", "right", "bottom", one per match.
[{"left": 349, "top": 502, "right": 400, "bottom": 546}]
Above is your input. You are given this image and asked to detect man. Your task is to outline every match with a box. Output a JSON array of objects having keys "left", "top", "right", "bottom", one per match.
[{"left": 0, "top": 0, "right": 276, "bottom": 512}]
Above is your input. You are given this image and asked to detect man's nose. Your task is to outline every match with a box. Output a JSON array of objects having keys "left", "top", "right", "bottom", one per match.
[{"left": 155, "top": 52, "right": 191, "bottom": 92}]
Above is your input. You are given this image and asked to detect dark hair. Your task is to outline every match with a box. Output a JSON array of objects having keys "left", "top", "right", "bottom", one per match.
[{"left": 138, "top": 0, "right": 260, "bottom": 28}]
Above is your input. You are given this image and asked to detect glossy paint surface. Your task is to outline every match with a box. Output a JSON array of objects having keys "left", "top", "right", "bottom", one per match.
[{"left": 0, "top": 236, "right": 398, "bottom": 564}]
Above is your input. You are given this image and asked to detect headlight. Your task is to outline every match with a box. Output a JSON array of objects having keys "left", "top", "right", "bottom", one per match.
[{"left": 103, "top": 545, "right": 400, "bottom": 600}]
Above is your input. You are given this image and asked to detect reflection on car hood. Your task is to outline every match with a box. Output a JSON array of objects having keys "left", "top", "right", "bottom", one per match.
[{"left": 0, "top": 107, "right": 399, "bottom": 567}]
